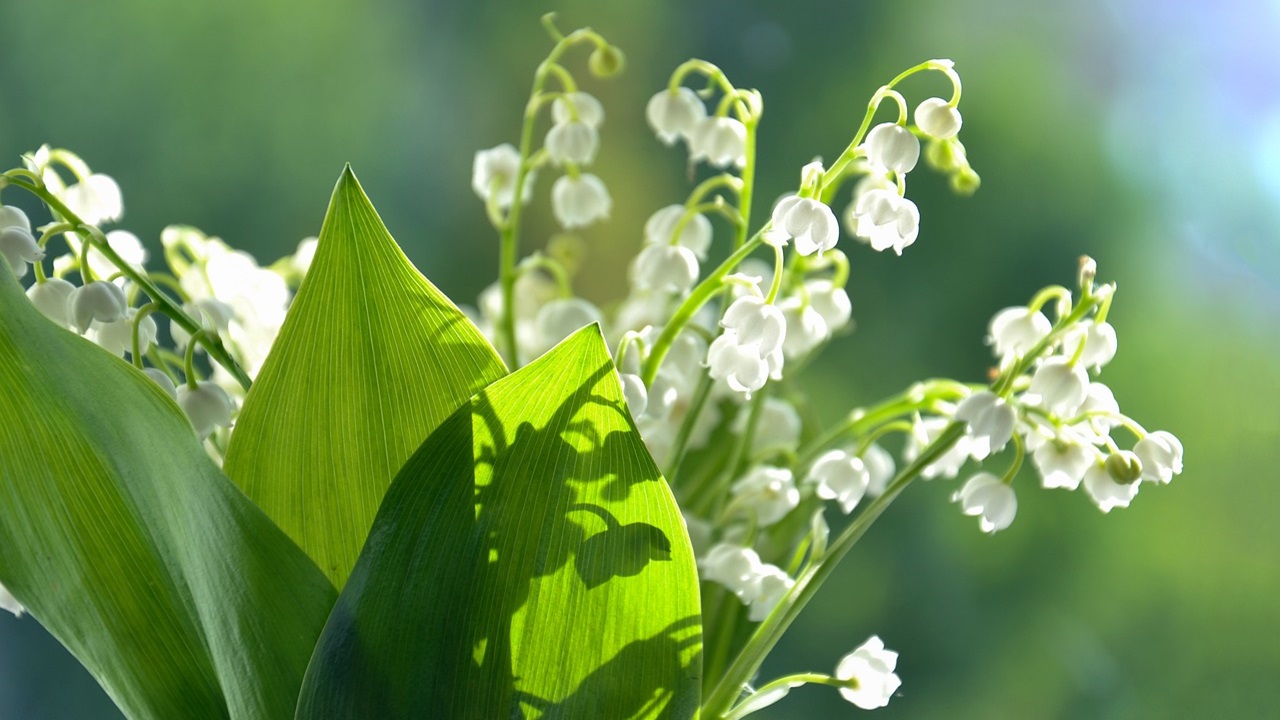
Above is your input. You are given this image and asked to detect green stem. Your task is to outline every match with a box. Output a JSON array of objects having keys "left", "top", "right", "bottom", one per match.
[
  {"left": 701, "top": 422, "right": 967, "bottom": 718},
  {"left": 6, "top": 177, "right": 251, "bottom": 390},
  {"left": 184, "top": 329, "right": 210, "bottom": 390},
  {"left": 131, "top": 303, "right": 159, "bottom": 367}
]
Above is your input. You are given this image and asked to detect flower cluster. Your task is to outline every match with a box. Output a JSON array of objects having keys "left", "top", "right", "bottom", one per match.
[{"left": 2, "top": 148, "right": 316, "bottom": 457}]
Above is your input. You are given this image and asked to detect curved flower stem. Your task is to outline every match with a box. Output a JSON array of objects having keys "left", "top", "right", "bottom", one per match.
[
  {"left": 701, "top": 421, "right": 967, "bottom": 718},
  {"left": 5, "top": 176, "right": 252, "bottom": 390},
  {"left": 131, "top": 303, "right": 159, "bottom": 368}
]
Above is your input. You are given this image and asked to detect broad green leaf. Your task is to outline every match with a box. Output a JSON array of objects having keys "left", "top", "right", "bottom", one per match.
[
  {"left": 223, "top": 166, "right": 506, "bottom": 588},
  {"left": 0, "top": 258, "right": 337, "bottom": 720},
  {"left": 296, "top": 325, "right": 702, "bottom": 719}
]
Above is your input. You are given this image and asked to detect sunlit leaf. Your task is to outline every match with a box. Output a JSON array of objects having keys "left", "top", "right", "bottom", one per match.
[
  {"left": 223, "top": 166, "right": 507, "bottom": 588},
  {"left": 0, "top": 258, "right": 337, "bottom": 720},
  {"left": 296, "top": 325, "right": 702, "bottom": 719}
]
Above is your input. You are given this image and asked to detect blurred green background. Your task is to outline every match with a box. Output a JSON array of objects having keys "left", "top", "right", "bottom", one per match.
[{"left": 1, "top": 0, "right": 1277, "bottom": 718}]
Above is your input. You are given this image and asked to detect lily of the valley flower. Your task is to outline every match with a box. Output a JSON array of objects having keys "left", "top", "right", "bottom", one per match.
[
  {"left": 177, "top": 380, "right": 233, "bottom": 440},
  {"left": 864, "top": 123, "right": 920, "bottom": 174},
  {"left": 835, "top": 635, "right": 902, "bottom": 710},
  {"left": 551, "top": 174, "right": 612, "bottom": 229},
  {"left": 848, "top": 188, "right": 920, "bottom": 255},
  {"left": 0, "top": 226, "right": 43, "bottom": 279},
  {"left": 472, "top": 144, "right": 534, "bottom": 210},
  {"left": 691, "top": 116, "right": 748, "bottom": 169},
  {"left": 646, "top": 87, "right": 706, "bottom": 145},
  {"left": 952, "top": 472, "right": 1018, "bottom": 533},
  {"left": 914, "top": 97, "right": 963, "bottom": 139},
  {"left": 643, "top": 205, "right": 712, "bottom": 259},
  {"left": 768, "top": 195, "right": 839, "bottom": 256},
  {"left": 26, "top": 278, "right": 77, "bottom": 327},
  {"left": 68, "top": 280, "right": 127, "bottom": 333},
  {"left": 807, "top": 449, "right": 871, "bottom": 514}
]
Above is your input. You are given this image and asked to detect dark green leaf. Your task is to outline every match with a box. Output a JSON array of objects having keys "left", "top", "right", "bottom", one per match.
[
  {"left": 296, "top": 325, "right": 702, "bottom": 719},
  {"left": 0, "top": 258, "right": 337, "bottom": 720}
]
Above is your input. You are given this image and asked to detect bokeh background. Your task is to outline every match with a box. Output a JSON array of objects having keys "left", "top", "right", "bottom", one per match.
[{"left": 1, "top": 0, "right": 1277, "bottom": 718}]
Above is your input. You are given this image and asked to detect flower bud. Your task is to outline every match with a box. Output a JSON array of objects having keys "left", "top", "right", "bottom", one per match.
[
  {"left": 26, "top": 278, "right": 77, "bottom": 327},
  {"left": 1105, "top": 450, "right": 1144, "bottom": 485},
  {"left": 68, "top": 280, "right": 127, "bottom": 333},
  {"left": 177, "top": 381, "right": 233, "bottom": 440},
  {"left": 588, "top": 44, "right": 626, "bottom": 77}
]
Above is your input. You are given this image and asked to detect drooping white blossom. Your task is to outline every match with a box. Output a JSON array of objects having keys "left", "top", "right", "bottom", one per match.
[
  {"left": 708, "top": 295, "right": 787, "bottom": 397},
  {"left": 807, "top": 449, "right": 871, "bottom": 514},
  {"left": 1032, "top": 435, "right": 1096, "bottom": 490},
  {"left": 0, "top": 205, "right": 32, "bottom": 233},
  {"left": 914, "top": 97, "right": 963, "bottom": 139},
  {"left": 0, "top": 226, "right": 43, "bottom": 278},
  {"left": 545, "top": 120, "right": 600, "bottom": 166},
  {"left": 905, "top": 414, "right": 974, "bottom": 479},
  {"left": 551, "top": 174, "right": 612, "bottom": 229},
  {"left": 643, "top": 205, "right": 713, "bottom": 259},
  {"left": 618, "top": 372, "right": 648, "bottom": 417},
  {"left": 646, "top": 87, "right": 707, "bottom": 145},
  {"left": 731, "top": 465, "right": 800, "bottom": 527},
  {"left": 1062, "top": 320, "right": 1118, "bottom": 371},
  {"left": 26, "top": 278, "right": 76, "bottom": 327},
  {"left": 862, "top": 443, "right": 896, "bottom": 496},
  {"left": 630, "top": 243, "right": 699, "bottom": 294},
  {"left": 848, "top": 189, "right": 919, "bottom": 255},
  {"left": 90, "top": 307, "right": 158, "bottom": 357},
  {"left": 987, "top": 306, "right": 1052, "bottom": 360},
  {"left": 734, "top": 397, "right": 802, "bottom": 458},
  {"left": 768, "top": 195, "right": 839, "bottom": 256},
  {"left": 143, "top": 368, "right": 178, "bottom": 400},
  {"left": 62, "top": 173, "right": 124, "bottom": 225},
  {"left": 1082, "top": 454, "right": 1141, "bottom": 512},
  {"left": 690, "top": 116, "right": 748, "bottom": 168},
  {"left": 177, "top": 380, "right": 233, "bottom": 440},
  {"left": 835, "top": 635, "right": 902, "bottom": 710},
  {"left": 67, "top": 280, "right": 127, "bottom": 333},
  {"left": 472, "top": 143, "right": 534, "bottom": 210},
  {"left": 955, "top": 391, "right": 1016, "bottom": 457},
  {"left": 1134, "top": 430, "right": 1183, "bottom": 484},
  {"left": 1027, "top": 357, "right": 1089, "bottom": 416},
  {"left": 551, "top": 91, "right": 605, "bottom": 128},
  {"left": 533, "top": 297, "right": 603, "bottom": 356},
  {"left": 699, "top": 543, "right": 765, "bottom": 600},
  {"left": 864, "top": 123, "right": 920, "bottom": 174},
  {"left": 779, "top": 297, "right": 828, "bottom": 358},
  {"left": 952, "top": 472, "right": 1018, "bottom": 533},
  {"left": 746, "top": 565, "right": 794, "bottom": 622}
]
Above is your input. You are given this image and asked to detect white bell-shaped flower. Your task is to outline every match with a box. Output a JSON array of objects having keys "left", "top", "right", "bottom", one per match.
[
  {"left": 551, "top": 174, "right": 612, "bottom": 229},
  {"left": 1063, "top": 320, "right": 1118, "bottom": 371},
  {"left": 722, "top": 296, "right": 786, "bottom": 354},
  {"left": 915, "top": 97, "right": 963, "bottom": 139},
  {"left": 731, "top": 465, "right": 800, "bottom": 527},
  {"left": 0, "top": 205, "right": 32, "bottom": 232},
  {"left": 708, "top": 334, "right": 768, "bottom": 396},
  {"left": 806, "top": 279, "right": 852, "bottom": 333},
  {"left": 0, "top": 582, "right": 24, "bottom": 618},
  {"left": 1082, "top": 455, "right": 1141, "bottom": 512},
  {"left": 472, "top": 143, "right": 534, "bottom": 210},
  {"left": 1027, "top": 357, "right": 1090, "bottom": 416},
  {"left": 905, "top": 414, "right": 974, "bottom": 479},
  {"left": 780, "top": 297, "right": 828, "bottom": 358},
  {"left": 955, "top": 391, "right": 1016, "bottom": 456},
  {"left": 0, "top": 226, "right": 44, "bottom": 279},
  {"left": 90, "top": 307, "right": 158, "bottom": 357},
  {"left": 1070, "top": 382, "right": 1120, "bottom": 443},
  {"left": 835, "top": 636, "right": 902, "bottom": 710},
  {"left": 769, "top": 196, "right": 839, "bottom": 256},
  {"left": 988, "top": 306, "right": 1052, "bottom": 360},
  {"left": 62, "top": 173, "right": 124, "bottom": 225},
  {"left": 864, "top": 122, "right": 920, "bottom": 174},
  {"left": 808, "top": 450, "right": 871, "bottom": 514},
  {"left": 545, "top": 120, "right": 600, "bottom": 166},
  {"left": 849, "top": 189, "right": 919, "bottom": 255},
  {"left": 690, "top": 116, "right": 748, "bottom": 168},
  {"left": 26, "top": 278, "right": 77, "bottom": 327},
  {"left": 646, "top": 87, "right": 706, "bottom": 145},
  {"left": 143, "top": 368, "right": 178, "bottom": 400},
  {"left": 618, "top": 372, "right": 648, "bottom": 417},
  {"left": 952, "top": 472, "right": 1017, "bottom": 533},
  {"left": 177, "top": 380, "right": 233, "bottom": 439},
  {"left": 1032, "top": 435, "right": 1095, "bottom": 490},
  {"left": 630, "top": 243, "right": 699, "bottom": 294},
  {"left": 699, "top": 543, "right": 765, "bottom": 600},
  {"left": 551, "top": 91, "right": 604, "bottom": 128},
  {"left": 533, "top": 298, "right": 603, "bottom": 355},
  {"left": 1134, "top": 430, "right": 1183, "bottom": 484},
  {"left": 746, "top": 565, "right": 794, "bottom": 622},
  {"left": 862, "top": 442, "right": 896, "bottom": 496},
  {"left": 82, "top": 229, "right": 148, "bottom": 282},
  {"left": 643, "top": 205, "right": 712, "bottom": 259},
  {"left": 67, "top": 280, "right": 127, "bottom": 333}
]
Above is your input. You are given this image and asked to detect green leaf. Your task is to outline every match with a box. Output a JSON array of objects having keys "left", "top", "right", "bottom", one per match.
[
  {"left": 296, "top": 325, "right": 703, "bottom": 720},
  {"left": 0, "top": 259, "right": 337, "bottom": 720},
  {"left": 223, "top": 166, "right": 506, "bottom": 588}
]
